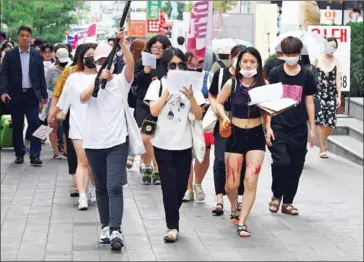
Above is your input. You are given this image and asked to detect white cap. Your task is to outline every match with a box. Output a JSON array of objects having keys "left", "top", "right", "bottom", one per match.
[
  {"left": 94, "top": 44, "right": 112, "bottom": 62},
  {"left": 217, "top": 47, "right": 231, "bottom": 55},
  {"left": 55, "top": 48, "right": 71, "bottom": 63}
]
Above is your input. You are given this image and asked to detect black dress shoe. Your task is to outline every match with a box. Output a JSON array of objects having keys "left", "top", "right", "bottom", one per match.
[
  {"left": 30, "top": 157, "right": 42, "bottom": 166},
  {"left": 15, "top": 156, "right": 24, "bottom": 164}
]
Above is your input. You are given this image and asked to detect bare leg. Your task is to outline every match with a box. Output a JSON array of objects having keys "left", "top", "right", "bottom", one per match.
[
  {"left": 72, "top": 140, "right": 90, "bottom": 195},
  {"left": 224, "top": 153, "right": 243, "bottom": 225},
  {"left": 238, "top": 150, "right": 265, "bottom": 237},
  {"left": 316, "top": 125, "right": 326, "bottom": 152},
  {"left": 49, "top": 128, "right": 61, "bottom": 157},
  {"left": 187, "top": 162, "right": 193, "bottom": 191},
  {"left": 152, "top": 153, "right": 158, "bottom": 172},
  {"left": 194, "top": 148, "right": 210, "bottom": 184},
  {"left": 324, "top": 126, "right": 333, "bottom": 140},
  {"left": 141, "top": 133, "right": 153, "bottom": 166}
]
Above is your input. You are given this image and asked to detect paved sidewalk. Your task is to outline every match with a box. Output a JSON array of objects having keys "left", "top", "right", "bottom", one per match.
[{"left": 1, "top": 145, "right": 363, "bottom": 261}]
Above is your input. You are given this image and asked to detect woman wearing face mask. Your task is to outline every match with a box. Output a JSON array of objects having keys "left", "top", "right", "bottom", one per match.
[
  {"left": 144, "top": 47, "right": 205, "bottom": 242},
  {"left": 266, "top": 36, "right": 316, "bottom": 216},
  {"left": 80, "top": 30, "right": 134, "bottom": 251},
  {"left": 133, "top": 35, "right": 171, "bottom": 186},
  {"left": 208, "top": 45, "right": 246, "bottom": 216},
  {"left": 216, "top": 47, "right": 267, "bottom": 237},
  {"left": 56, "top": 43, "right": 97, "bottom": 211},
  {"left": 313, "top": 37, "right": 342, "bottom": 158},
  {"left": 45, "top": 46, "right": 71, "bottom": 159}
]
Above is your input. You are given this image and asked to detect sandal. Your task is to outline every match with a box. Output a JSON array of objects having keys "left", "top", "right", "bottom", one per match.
[
  {"left": 237, "top": 224, "right": 251, "bottom": 238},
  {"left": 281, "top": 204, "right": 299, "bottom": 216},
  {"left": 268, "top": 197, "right": 281, "bottom": 213},
  {"left": 53, "top": 154, "right": 62, "bottom": 160},
  {"left": 212, "top": 203, "right": 224, "bottom": 216},
  {"left": 230, "top": 209, "right": 239, "bottom": 225},
  {"left": 237, "top": 201, "right": 242, "bottom": 212},
  {"left": 319, "top": 151, "right": 328, "bottom": 159},
  {"left": 164, "top": 229, "right": 178, "bottom": 243}
]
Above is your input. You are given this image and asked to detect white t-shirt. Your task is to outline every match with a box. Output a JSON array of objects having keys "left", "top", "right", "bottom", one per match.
[
  {"left": 144, "top": 78, "right": 206, "bottom": 151},
  {"left": 82, "top": 67, "right": 133, "bottom": 149},
  {"left": 57, "top": 72, "right": 95, "bottom": 140}
]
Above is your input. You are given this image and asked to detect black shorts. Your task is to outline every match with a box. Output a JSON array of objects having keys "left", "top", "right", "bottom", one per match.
[
  {"left": 135, "top": 98, "right": 151, "bottom": 128},
  {"left": 225, "top": 125, "right": 266, "bottom": 154}
]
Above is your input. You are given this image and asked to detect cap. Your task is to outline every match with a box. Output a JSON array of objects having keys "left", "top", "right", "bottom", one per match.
[
  {"left": 217, "top": 47, "right": 231, "bottom": 55},
  {"left": 55, "top": 48, "right": 71, "bottom": 63},
  {"left": 94, "top": 43, "right": 112, "bottom": 62}
]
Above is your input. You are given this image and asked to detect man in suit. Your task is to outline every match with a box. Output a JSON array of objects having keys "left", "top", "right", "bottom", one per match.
[{"left": 0, "top": 25, "right": 48, "bottom": 166}]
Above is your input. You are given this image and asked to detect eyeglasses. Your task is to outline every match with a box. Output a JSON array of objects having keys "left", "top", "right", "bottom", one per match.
[
  {"left": 152, "top": 46, "right": 164, "bottom": 52},
  {"left": 168, "top": 62, "right": 186, "bottom": 70}
]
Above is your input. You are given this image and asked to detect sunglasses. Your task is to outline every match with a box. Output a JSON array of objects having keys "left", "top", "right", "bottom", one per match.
[{"left": 168, "top": 62, "right": 186, "bottom": 70}]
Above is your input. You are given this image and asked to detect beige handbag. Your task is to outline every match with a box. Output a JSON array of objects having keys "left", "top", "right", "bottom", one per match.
[{"left": 56, "top": 111, "right": 66, "bottom": 121}]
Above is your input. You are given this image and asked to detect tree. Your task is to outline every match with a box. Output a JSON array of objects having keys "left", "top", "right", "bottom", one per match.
[
  {"left": 186, "top": 0, "right": 237, "bottom": 13},
  {"left": 1, "top": 1, "right": 80, "bottom": 43},
  {"left": 161, "top": 1, "right": 186, "bottom": 20}
]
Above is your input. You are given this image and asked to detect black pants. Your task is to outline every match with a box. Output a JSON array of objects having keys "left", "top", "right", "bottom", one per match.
[
  {"left": 9, "top": 89, "right": 41, "bottom": 158},
  {"left": 154, "top": 146, "right": 192, "bottom": 231},
  {"left": 62, "top": 112, "right": 77, "bottom": 175},
  {"left": 269, "top": 127, "right": 308, "bottom": 204},
  {"left": 213, "top": 132, "right": 245, "bottom": 196}
]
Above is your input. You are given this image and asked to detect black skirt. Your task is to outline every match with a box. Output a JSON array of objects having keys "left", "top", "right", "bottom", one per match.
[{"left": 135, "top": 98, "right": 151, "bottom": 128}]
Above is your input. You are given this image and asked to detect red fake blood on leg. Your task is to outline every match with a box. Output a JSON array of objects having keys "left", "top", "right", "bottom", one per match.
[
  {"left": 225, "top": 158, "right": 232, "bottom": 182},
  {"left": 255, "top": 165, "right": 261, "bottom": 175}
]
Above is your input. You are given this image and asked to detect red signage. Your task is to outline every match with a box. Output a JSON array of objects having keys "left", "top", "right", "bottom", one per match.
[{"left": 311, "top": 27, "right": 348, "bottom": 43}]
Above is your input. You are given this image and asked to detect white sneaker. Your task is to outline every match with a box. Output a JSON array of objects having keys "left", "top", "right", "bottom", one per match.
[
  {"left": 88, "top": 184, "right": 97, "bottom": 203},
  {"left": 110, "top": 230, "right": 124, "bottom": 251},
  {"left": 100, "top": 226, "right": 110, "bottom": 244},
  {"left": 182, "top": 190, "right": 194, "bottom": 202},
  {"left": 194, "top": 184, "right": 205, "bottom": 202},
  {"left": 78, "top": 196, "right": 88, "bottom": 210}
]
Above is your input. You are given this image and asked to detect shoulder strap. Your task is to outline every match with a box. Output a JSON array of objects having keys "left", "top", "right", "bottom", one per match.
[
  {"left": 218, "top": 68, "right": 224, "bottom": 93},
  {"left": 217, "top": 60, "right": 226, "bottom": 69},
  {"left": 158, "top": 79, "right": 163, "bottom": 97}
]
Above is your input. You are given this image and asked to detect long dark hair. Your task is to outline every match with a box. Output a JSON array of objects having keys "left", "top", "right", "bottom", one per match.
[
  {"left": 76, "top": 43, "right": 97, "bottom": 72},
  {"left": 161, "top": 47, "right": 186, "bottom": 70},
  {"left": 70, "top": 43, "right": 87, "bottom": 67},
  {"left": 235, "top": 47, "right": 265, "bottom": 87}
]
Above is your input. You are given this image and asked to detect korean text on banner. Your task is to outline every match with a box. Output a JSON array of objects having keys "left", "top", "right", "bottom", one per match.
[
  {"left": 308, "top": 26, "right": 351, "bottom": 92},
  {"left": 187, "top": 1, "right": 213, "bottom": 59}
]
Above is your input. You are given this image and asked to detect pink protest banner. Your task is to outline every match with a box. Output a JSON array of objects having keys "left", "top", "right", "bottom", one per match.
[{"left": 187, "top": 1, "right": 213, "bottom": 60}]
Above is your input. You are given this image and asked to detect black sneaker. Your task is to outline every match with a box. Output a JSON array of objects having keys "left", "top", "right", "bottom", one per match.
[
  {"left": 152, "top": 172, "right": 161, "bottom": 185},
  {"left": 110, "top": 231, "right": 124, "bottom": 251},
  {"left": 15, "top": 156, "right": 24, "bottom": 164},
  {"left": 142, "top": 166, "right": 153, "bottom": 185},
  {"left": 30, "top": 157, "right": 42, "bottom": 166}
]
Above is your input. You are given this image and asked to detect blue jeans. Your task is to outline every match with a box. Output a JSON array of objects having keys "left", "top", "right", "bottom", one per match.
[{"left": 85, "top": 141, "right": 129, "bottom": 231}]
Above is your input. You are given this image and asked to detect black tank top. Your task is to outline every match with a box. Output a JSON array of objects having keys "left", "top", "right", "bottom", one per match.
[{"left": 231, "top": 80, "right": 261, "bottom": 119}]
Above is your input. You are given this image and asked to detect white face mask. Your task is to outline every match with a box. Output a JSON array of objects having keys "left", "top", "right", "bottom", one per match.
[
  {"left": 326, "top": 45, "right": 336, "bottom": 55},
  {"left": 240, "top": 68, "right": 257, "bottom": 78},
  {"left": 283, "top": 56, "right": 300, "bottom": 66}
]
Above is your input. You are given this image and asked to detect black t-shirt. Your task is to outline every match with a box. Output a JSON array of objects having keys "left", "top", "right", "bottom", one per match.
[
  {"left": 268, "top": 64, "right": 317, "bottom": 130},
  {"left": 263, "top": 58, "right": 285, "bottom": 77},
  {"left": 208, "top": 68, "right": 233, "bottom": 133}
]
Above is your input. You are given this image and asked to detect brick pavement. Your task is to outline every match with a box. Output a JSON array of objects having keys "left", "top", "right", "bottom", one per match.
[{"left": 1, "top": 145, "right": 363, "bottom": 261}]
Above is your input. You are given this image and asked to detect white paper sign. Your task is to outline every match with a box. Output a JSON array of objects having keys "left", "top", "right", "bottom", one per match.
[
  {"left": 308, "top": 26, "right": 351, "bottom": 92},
  {"left": 248, "top": 83, "right": 283, "bottom": 106},
  {"left": 33, "top": 125, "right": 53, "bottom": 140},
  {"left": 142, "top": 52, "right": 157, "bottom": 69},
  {"left": 166, "top": 71, "right": 204, "bottom": 94}
]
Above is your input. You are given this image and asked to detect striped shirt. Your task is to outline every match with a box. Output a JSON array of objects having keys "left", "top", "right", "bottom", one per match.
[{"left": 45, "top": 65, "right": 62, "bottom": 92}]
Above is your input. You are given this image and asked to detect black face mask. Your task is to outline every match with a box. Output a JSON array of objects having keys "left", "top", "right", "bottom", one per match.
[
  {"left": 59, "top": 62, "right": 68, "bottom": 68},
  {"left": 84, "top": 56, "right": 96, "bottom": 69},
  {"left": 188, "top": 68, "right": 203, "bottom": 72}
]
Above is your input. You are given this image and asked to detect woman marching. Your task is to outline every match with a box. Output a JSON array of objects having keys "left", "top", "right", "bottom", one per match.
[{"left": 216, "top": 47, "right": 267, "bottom": 237}]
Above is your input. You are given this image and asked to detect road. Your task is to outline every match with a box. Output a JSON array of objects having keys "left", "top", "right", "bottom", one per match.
[{"left": 1, "top": 144, "right": 363, "bottom": 261}]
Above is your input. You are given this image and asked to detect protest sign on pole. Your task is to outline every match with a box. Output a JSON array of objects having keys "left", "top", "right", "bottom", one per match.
[{"left": 187, "top": 1, "right": 213, "bottom": 60}]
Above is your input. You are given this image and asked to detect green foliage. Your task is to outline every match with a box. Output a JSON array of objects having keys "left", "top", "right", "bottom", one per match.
[
  {"left": 1, "top": 1, "right": 80, "bottom": 43},
  {"left": 161, "top": 1, "right": 185, "bottom": 20},
  {"left": 186, "top": 1, "right": 237, "bottom": 13},
  {"left": 348, "top": 22, "right": 364, "bottom": 97}
]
